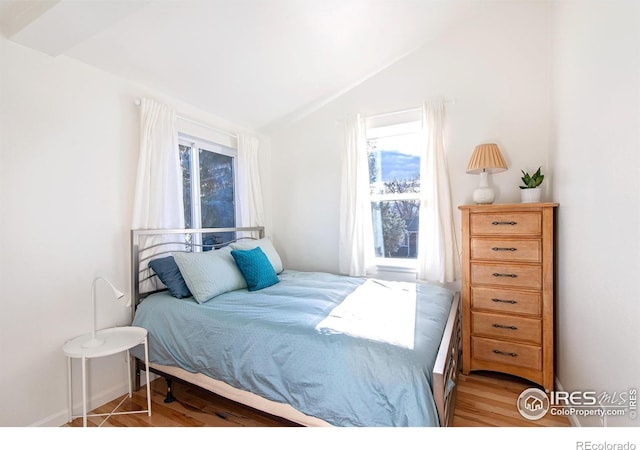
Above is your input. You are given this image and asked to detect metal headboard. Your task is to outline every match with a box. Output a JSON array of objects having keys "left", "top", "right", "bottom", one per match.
[{"left": 130, "top": 226, "right": 265, "bottom": 321}]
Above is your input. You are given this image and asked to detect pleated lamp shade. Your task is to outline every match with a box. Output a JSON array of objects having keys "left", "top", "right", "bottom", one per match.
[{"left": 466, "top": 143, "right": 508, "bottom": 174}]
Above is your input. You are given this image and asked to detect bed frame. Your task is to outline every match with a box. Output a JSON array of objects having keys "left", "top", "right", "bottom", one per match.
[{"left": 130, "top": 227, "right": 461, "bottom": 427}]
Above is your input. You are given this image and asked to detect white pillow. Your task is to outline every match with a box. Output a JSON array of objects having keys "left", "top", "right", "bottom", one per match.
[
  {"left": 229, "top": 237, "right": 283, "bottom": 273},
  {"left": 173, "top": 247, "right": 247, "bottom": 303}
]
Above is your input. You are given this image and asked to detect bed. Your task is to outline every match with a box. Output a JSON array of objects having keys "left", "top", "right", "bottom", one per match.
[{"left": 129, "top": 227, "right": 461, "bottom": 427}]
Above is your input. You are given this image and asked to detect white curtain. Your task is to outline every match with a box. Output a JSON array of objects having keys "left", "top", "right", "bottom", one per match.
[
  {"left": 417, "top": 99, "right": 460, "bottom": 283},
  {"left": 132, "top": 98, "right": 184, "bottom": 292},
  {"left": 339, "top": 114, "right": 374, "bottom": 277},
  {"left": 236, "top": 134, "right": 265, "bottom": 237},
  {"left": 132, "top": 98, "right": 184, "bottom": 230}
]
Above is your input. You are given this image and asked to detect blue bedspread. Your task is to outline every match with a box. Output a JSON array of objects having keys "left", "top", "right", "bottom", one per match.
[{"left": 131, "top": 270, "right": 453, "bottom": 426}]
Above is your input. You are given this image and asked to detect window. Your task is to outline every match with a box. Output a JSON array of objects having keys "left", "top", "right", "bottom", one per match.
[
  {"left": 367, "top": 120, "right": 422, "bottom": 265},
  {"left": 179, "top": 136, "right": 237, "bottom": 248}
]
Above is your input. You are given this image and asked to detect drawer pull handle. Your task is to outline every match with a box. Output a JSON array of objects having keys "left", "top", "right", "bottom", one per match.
[
  {"left": 492, "top": 247, "right": 517, "bottom": 252},
  {"left": 493, "top": 323, "right": 518, "bottom": 330},
  {"left": 492, "top": 273, "right": 518, "bottom": 278},
  {"left": 493, "top": 349, "right": 518, "bottom": 357},
  {"left": 492, "top": 298, "right": 517, "bottom": 304},
  {"left": 492, "top": 221, "right": 517, "bottom": 226}
]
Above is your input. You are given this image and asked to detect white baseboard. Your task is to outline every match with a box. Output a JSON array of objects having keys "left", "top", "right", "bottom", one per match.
[
  {"left": 555, "top": 376, "right": 582, "bottom": 427},
  {"left": 34, "top": 382, "right": 131, "bottom": 427},
  {"left": 32, "top": 369, "right": 157, "bottom": 427}
]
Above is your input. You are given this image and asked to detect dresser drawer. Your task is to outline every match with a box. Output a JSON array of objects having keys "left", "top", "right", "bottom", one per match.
[
  {"left": 471, "top": 263, "right": 542, "bottom": 290},
  {"left": 471, "top": 287, "right": 541, "bottom": 316},
  {"left": 470, "top": 238, "right": 541, "bottom": 263},
  {"left": 471, "top": 311, "right": 541, "bottom": 344},
  {"left": 471, "top": 336, "right": 541, "bottom": 370},
  {"left": 470, "top": 212, "right": 541, "bottom": 236}
]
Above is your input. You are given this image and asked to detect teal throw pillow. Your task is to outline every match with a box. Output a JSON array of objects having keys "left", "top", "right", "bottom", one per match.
[
  {"left": 229, "top": 237, "right": 284, "bottom": 273},
  {"left": 231, "top": 247, "right": 280, "bottom": 291}
]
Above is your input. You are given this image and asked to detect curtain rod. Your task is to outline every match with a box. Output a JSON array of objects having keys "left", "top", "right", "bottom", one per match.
[
  {"left": 134, "top": 99, "right": 238, "bottom": 140},
  {"left": 367, "top": 98, "right": 457, "bottom": 120}
]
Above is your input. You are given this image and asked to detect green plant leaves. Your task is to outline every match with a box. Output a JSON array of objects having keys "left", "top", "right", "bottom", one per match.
[{"left": 519, "top": 167, "right": 544, "bottom": 189}]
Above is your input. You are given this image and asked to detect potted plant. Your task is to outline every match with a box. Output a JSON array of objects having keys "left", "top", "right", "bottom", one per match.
[{"left": 520, "top": 167, "right": 544, "bottom": 203}]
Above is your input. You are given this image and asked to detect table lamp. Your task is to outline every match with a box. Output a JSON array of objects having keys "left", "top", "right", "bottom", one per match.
[
  {"left": 82, "top": 277, "right": 130, "bottom": 348},
  {"left": 466, "top": 143, "right": 508, "bottom": 204}
]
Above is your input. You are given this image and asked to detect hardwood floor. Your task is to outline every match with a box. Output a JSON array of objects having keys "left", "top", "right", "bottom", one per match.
[
  {"left": 64, "top": 370, "right": 571, "bottom": 427},
  {"left": 452, "top": 371, "right": 570, "bottom": 427},
  {"left": 65, "top": 378, "right": 298, "bottom": 427}
]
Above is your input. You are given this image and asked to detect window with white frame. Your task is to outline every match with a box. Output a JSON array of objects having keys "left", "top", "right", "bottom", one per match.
[
  {"left": 367, "top": 119, "right": 422, "bottom": 266},
  {"left": 179, "top": 135, "right": 237, "bottom": 248}
]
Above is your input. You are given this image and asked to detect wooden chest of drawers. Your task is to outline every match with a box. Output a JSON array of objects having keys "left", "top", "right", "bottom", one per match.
[{"left": 459, "top": 203, "right": 558, "bottom": 390}]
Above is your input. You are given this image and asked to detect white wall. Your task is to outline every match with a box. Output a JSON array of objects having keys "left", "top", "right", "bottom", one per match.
[
  {"left": 551, "top": 1, "right": 640, "bottom": 427},
  {"left": 0, "top": 36, "right": 264, "bottom": 427},
  {"left": 270, "top": 2, "right": 553, "bottom": 275}
]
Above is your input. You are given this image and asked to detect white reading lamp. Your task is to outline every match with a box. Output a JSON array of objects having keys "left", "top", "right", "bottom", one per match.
[
  {"left": 82, "top": 277, "right": 130, "bottom": 348},
  {"left": 466, "top": 143, "right": 508, "bottom": 204}
]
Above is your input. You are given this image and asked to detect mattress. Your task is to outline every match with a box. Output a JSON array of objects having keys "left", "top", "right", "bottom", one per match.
[{"left": 131, "top": 270, "right": 454, "bottom": 426}]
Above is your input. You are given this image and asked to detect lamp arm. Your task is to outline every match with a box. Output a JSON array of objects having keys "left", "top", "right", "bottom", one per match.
[
  {"left": 91, "top": 277, "right": 127, "bottom": 340},
  {"left": 91, "top": 279, "right": 97, "bottom": 341}
]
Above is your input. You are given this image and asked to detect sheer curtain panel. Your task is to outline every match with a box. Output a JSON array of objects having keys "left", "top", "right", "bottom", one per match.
[
  {"left": 237, "top": 134, "right": 265, "bottom": 237},
  {"left": 417, "top": 99, "right": 460, "bottom": 283},
  {"left": 132, "top": 98, "right": 185, "bottom": 292},
  {"left": 339, "top": 114, "right": 374, "bottom": 276}
]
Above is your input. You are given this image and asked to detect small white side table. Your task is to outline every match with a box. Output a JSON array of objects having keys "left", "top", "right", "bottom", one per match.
[{"left": 63, "top": 326, "right": 152, "bottom": 427}]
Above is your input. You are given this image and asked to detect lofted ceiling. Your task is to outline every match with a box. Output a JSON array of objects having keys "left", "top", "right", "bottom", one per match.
[{"left": 0, "top": 0, "right": 482, "bottom": 132}]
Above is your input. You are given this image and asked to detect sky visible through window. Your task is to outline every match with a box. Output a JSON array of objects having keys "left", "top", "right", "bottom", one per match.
[{"left": 368, "top": 129, "right": 421, "bottom": 260}]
